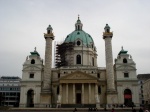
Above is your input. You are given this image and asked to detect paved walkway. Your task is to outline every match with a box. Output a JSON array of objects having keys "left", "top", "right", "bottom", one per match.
[{"left": 0, "top": 107, "right": 142, "bottom": 112}]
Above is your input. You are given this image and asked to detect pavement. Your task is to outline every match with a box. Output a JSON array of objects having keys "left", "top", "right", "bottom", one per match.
[{"left": 0, "top": 107, "right": 144, "bottom": 112}]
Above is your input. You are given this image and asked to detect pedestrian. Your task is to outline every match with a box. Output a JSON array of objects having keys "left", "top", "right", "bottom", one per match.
[
  {"left": 132, "top": 109, "right": 136, "bottom": 112},
  {"left": 144, "top": 110, "right": 149, "bottom": 112},
  {"left": 139, "top": 108, "right": 144, "bottom": 112},
  {"left": 111, "top": 108, "right": 115, "bottom": 112}
]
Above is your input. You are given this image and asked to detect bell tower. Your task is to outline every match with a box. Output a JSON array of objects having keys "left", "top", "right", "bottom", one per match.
[{"left": 40, "top": 25, "right": 54, "bottom": 107}]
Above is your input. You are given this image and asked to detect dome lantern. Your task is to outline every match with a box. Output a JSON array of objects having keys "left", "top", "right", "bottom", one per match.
[{"left": 75, "top": 15, "right": 83, "bottom": 31}]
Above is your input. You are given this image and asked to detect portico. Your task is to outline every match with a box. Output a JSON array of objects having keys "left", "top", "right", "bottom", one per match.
[{"left": 58, "top": 71, "right": 100, "bottom": 107}]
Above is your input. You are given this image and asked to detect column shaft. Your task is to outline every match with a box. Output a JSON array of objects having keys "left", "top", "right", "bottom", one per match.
[
  {"left": 89, "top": 83, "right": 91, "bottom": 103},
  {"left": 82, "top": 83, "right": 84, "bottom": 104},
  {"left": 73, "top": 84, "right": 75, "bottom": 104},
  {"left": 59, "top": 84, "right": 62, "bottom": 96},
  {"left": 105, "top": 38, "right": 115, "bottom": 92},
  {"left": 43, "top": 37, "right": 52, "bottom": 91},
  {"left": 66, "top": 83, "right": 68, "bottom": 103}
]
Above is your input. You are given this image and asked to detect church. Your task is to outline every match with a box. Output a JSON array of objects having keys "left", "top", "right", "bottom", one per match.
[{"left": 19, "top": 17, "right": 139, "bottom": 108}]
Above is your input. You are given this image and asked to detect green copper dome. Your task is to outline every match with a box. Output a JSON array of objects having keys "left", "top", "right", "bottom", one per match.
[
  {"left": 64, "top": 17, "right": 94, "bottom": 47},
  {"left": 64, "top": 30, "right": 94, "bottom": 46}
]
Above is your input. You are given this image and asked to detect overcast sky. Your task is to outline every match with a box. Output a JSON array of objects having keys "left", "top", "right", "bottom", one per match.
[{"left": 0, "top": 0, "right": 150, "bottom": 78}]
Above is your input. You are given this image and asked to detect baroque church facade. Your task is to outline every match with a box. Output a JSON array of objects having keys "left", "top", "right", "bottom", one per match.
[{"left": 19, "top": 17, "right": 139, "bottom": 108}]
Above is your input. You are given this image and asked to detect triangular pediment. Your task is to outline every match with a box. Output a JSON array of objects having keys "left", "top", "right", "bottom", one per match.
[{"left": 60, "top": 71, "right": 98, "bottom": 80}]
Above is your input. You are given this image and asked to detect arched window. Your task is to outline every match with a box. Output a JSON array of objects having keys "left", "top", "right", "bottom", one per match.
[
  {"left": 31, "top": 59, "right": 35, "bottom": 64},
  {"left": 123, "top": 58, "right": 127, "bottom": 63},
  {"left": 76, "top": 55, "right": 81, "bottom": 64},
  {"left": 77, "top": 41, "right": 81, "bottom": 46}
]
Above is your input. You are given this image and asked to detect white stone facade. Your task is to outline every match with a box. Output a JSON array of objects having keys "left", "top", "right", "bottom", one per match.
[
  {"left": 114, "top": 49, "right": 139, "bottom": 106},
  {"left": 20, "top": 51, "right": 43, "bottom": 107}
]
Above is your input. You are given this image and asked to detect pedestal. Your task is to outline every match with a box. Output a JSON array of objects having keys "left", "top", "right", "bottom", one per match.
[
  {"left": 106, "top": 92, "right": 118, "bottom": 108},
  {"left": 96, "top": 103, "right": 100, "bottom": 108},
  {"left": 40, "top": 92, "right": 51, "bottom": 108}
]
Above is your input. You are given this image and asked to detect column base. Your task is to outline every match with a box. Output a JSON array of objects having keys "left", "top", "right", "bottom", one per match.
[
  {"left": 96, "top": 103, "right": 100, "bottom": 108},
  {"left": 106, "top": 89, "right": 117, "bottom": 94},
  {"left": 19, "top": 103, "right": 26, "bottom": 108}
]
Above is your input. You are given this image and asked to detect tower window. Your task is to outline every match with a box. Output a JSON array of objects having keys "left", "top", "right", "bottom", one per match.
[
  {"left": 31, "top": 59, "right": 35, "bottom": 64},
  {"left": 123, "top": 58, "right": 127, "bottom": 63},
  {"left": 29, "top": 74, "right": 34, "bottom": 78},
  {"left": 77, "top": 41, "right": 81, "bottom": 46},
  {"left": 124, "top": 73, "right": 129, "bottom": 78},
  {"left": 76, "top": 55, "right": 81, "bottom": 64}
]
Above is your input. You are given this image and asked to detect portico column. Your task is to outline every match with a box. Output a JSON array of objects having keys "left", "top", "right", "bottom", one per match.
[
  {"left": 82, "top": 83, "right": 84, "bottom": 104},
  {"left": 95, "top": 84, "right": 98, "bottom": 95},
  {"left": 66, "top": 83, "right": 68, "bottom": 103},
  {"left": 73, "top": 84, "right": 75, "bottom": 104},
  {"left": 89, "top": 83, "right": 91, "bottom": 103},
  {"left": 95, "top": 84, "right": 100, "bottom": 108},
  {"left": 59, "top": 84, "right": 62, "bottom": 103}
]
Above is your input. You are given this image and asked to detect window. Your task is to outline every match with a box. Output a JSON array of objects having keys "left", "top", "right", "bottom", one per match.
[
  {"left": 29, "top": 74, "right": 34, "bottom": 78},
  {"left": 92, "top": 57, "right": 94, "bottom": 66},
  {"left": 58, "top": 73, "right": 60, "bottom": 78},
  {"left": 47, "top": 30, "right": 50, "bottom": 34},
  {"left": 77, "top": 32, "right": 80, "bottom": 35},
  {"left": 78, "top": 25, "right": 80, "bottom": 30},
  {"left": 97, "top": 73, "right": 100, "bottom": 78},
  {"left": 57, "top": 86, "right": 59, "bottom": 95},
  {"left": 77, "top": 41, "right": 80, "bottom": 46},
  {"left": 124, "top": 73, "right": 129, "bottom": 78},
  {"left": 31, "top": 59, "right": 35, "bottom": 64},
  {"left": 123, "top": 58, "right": 127, "bottom": 63},
  {"left": 98, "top": 86, "right": 101, "bottom": 94},
  {"left": 76, "top": 55, "right": 81, "bottom": 64}
]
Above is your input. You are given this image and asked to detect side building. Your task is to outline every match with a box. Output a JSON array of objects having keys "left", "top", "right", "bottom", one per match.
[
  {"left": 0, "top": 76, "right": 21, "bottom": 107},
  {"left": 137, "top": 74, "right": 150, "bottom": 106}
]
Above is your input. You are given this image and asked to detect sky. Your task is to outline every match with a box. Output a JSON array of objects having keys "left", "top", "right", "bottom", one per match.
[{"left": 0, "top": 0, "right": 150, "bottom": 78}]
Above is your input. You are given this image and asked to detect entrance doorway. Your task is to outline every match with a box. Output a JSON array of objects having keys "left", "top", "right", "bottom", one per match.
[
  {"left": 27, "top": 89, "right": 34, "bottom": 107},
  {"left": 124, "top": 89, "right": 133, "bottom": 107},
  {"left": 76, "top": 93, "right": 81, "bottom": 104}
]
